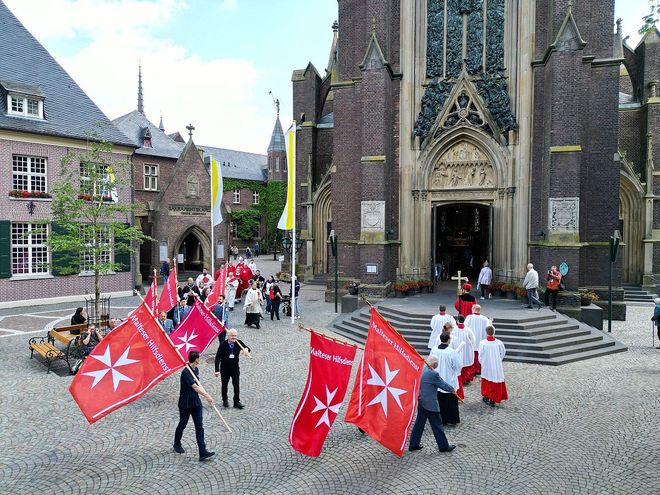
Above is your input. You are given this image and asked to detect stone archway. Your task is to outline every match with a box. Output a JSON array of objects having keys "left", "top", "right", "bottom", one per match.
[
  {"left": 312, "top": 180, "right": 332, "bottom": 275},
  {"left": 173, "top": 225, "right": 212, "bottom": 274},
  {"left": 619, "top": 171, "right": 645, "bottom": 284}
]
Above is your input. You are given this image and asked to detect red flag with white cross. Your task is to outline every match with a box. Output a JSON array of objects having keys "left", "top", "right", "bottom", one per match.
[
  {"left": 157, "top": 264, "right": 178, "bottom": 314},
  {"left": 289, "top": 331, "right": 357, "bottom": 457},
  {"left": 169, "top": 299, "right": 225, "bottom": 360},
  {"left": 69, "top": 303, "right": 185, "bottom": 423},
  {"left": 344, "top": 307, "right": 425, "bottom": 457}
]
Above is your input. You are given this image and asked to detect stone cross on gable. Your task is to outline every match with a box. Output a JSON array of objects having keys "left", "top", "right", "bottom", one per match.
[
  {"left": 186, "top": 123, "right": 195, "bottom": 138},
  {"left": 451, "top": 271, "right": 469, "bottom": 295}
]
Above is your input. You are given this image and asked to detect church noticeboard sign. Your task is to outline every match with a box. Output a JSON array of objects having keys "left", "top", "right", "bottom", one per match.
[{"left": 168, "top": 205, "right": 211, "bottom": 217}]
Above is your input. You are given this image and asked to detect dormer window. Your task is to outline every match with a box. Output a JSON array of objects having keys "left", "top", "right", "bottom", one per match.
[
  {"left": 8, "top": 94, "right": 43, "bottom": 119},
  {"left": 142, "top": 127, "right": 153, "bottom": 148}
]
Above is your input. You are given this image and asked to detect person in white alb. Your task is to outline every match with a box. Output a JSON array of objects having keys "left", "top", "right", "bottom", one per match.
[
  {"left": 478, "top": 325, "right": 508, "bottom": 407},
  {"left": 449, "top": 315, "right": 477, "bottom": 389},
  {"left": 428, "top": 305, "right": 457, "bottom": 349},
  {"left": 430, "top": 332, "right": 463, "bottom": 426},
  {"left": 464, "top": 304, "right": 490, "bottom": 376}
]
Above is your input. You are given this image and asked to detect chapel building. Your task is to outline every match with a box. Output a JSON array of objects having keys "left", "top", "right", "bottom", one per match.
[{"left": 292, "top": 1, "right": 659, "bottom": 294}]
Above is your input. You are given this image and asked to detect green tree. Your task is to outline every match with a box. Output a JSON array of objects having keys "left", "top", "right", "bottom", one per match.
[
  {"left": 640, "top": 1, "right": 660, "bottom": 34},
  {"left": 47, "top": 136, "right": 151, "bottom": 320}
]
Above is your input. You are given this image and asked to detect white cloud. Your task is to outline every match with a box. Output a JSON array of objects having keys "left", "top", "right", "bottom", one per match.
[{"left": 3, "top": 0, "right": 271, "bottom": 154}]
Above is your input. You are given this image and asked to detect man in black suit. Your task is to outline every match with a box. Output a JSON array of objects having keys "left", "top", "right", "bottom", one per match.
[
  {"left": 408, "top": 355, "right": 458, "bottom": 453},
  {"left": 214, "top": 329, "right": 250, "bottom": 409}
]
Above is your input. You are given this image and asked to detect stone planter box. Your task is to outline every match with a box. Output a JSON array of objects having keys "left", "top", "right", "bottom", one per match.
[
  {"left": 581, "top": 304, "right": 603, "bottom": 330},
  {"left": 506, "top": 291, "right": 517, "bottom": 300}
]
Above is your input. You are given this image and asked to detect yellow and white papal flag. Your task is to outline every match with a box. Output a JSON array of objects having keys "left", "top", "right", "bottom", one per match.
[
  {"left": 211, "top": 157, "right": 223, "bottom": 226},
  {"left": 277, "top": 122, "right": 296, "bottom": 230}
]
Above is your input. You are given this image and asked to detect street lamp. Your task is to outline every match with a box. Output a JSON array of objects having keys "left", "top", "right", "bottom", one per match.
[{"left": 280, "top": 232, "right": 303, "bottom": 254}]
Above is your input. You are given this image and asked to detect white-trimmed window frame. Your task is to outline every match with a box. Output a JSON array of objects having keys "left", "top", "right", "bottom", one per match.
[
  {"left": 253, "top": 190, "right": 259, "bottom": 205},
  {"left": 79, "top": 225, "right": 113, "bottom": 275},
  {"left": 12, "top": 155, "right": 47, "bottom": 193},
  {"left": 7, "top": 93, "right": 44, "bottom": 119},
  {"left": 80, "top": 162, "right": 115, "bottom": 201},
  {"left": 143, "top": 163, "right": 159, "bottom": 191},
  {"left": 11, "top": 223, "right": 50, "bottom": 277},
  {"left": 233, "top": 189, "right": 241, "bottom": 204}
]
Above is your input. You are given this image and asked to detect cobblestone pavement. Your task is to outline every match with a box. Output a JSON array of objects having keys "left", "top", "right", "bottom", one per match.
[{"left": 1, "top": 262, "right": 659, "bottom": 494}]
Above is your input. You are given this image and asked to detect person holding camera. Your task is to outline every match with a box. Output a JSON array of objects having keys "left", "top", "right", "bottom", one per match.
[
  {"left": 81, "top": 324, "right": 102, "bottom": 355},
  {"left": 545, "top": 265, "right": 562, "bottom": 311}
]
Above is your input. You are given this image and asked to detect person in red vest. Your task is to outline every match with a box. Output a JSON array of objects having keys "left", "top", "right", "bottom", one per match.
[{"left": 454, "top": 283, "right": 476, "bottom": 318}]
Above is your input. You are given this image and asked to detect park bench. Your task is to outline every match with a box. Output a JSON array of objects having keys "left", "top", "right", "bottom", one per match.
[{"left": 28, "top": 337, "right": 65, "bottom": 374}]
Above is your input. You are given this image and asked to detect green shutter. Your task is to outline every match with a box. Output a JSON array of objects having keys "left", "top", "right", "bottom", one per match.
[
  {"left": 0, "top": 221, "right": 10, "bottom": 278},
  {"left": 114, "top": 223, "right": 132, "bottom": 272},
  {"left": 51, "top": 222, "right": 79, "bottom": 276}
]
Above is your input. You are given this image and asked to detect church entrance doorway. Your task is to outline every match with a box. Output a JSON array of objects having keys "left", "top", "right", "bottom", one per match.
[
  {"left": 432, "top": 203, "right": 492, "bottom": 285},
  {"left": 179, "top": 232, "right": 205, "bottom": 273}
]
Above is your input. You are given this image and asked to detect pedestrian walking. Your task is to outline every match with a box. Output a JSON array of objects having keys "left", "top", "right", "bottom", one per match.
[
  {"left": 522, "top": 263, "right": 543, "bottom": 310},
  {"left": 214, "top": 329, "right": 250, "bottom": 409}
]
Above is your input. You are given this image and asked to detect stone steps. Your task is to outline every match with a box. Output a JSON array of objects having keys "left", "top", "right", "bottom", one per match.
[
  {"left": 622, "top": 284, "right": 657, "bottom": 303},
  {"left": 332, "top": 304, "right": 627, "bottom": 366}
]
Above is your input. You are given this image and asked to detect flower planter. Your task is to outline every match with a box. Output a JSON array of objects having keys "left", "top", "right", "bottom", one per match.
[
  {"left": 395, "top": 290, "right": 406, "bottom": 298},
  {"left": 506, "top": 291, "right": 517, "bottom": 300},
  {"left": 580, "top": 297, "right": 592, "bottom": 306},
  {"left": 347, "top": 286, "right": 359, "bottom": 295}
]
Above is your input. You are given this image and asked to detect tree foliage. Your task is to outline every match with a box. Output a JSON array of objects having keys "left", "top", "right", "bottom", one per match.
[
  {"left": 47, "top": 134, "right": 151, "bottom": 318},
  {"left": 640, "top": 1, "right": 660, "bottom": 34}
]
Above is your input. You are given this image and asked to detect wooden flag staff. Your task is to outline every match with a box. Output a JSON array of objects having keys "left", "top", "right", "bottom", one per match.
[
  {"left": 359, "top": 295, "right": 464, "bottom": 403},
  {"left": 136, "top": 293, "right": 233, "bottom": 432},
  {"left": 296, "top": 324, "right": 364, "bottom": 350}
]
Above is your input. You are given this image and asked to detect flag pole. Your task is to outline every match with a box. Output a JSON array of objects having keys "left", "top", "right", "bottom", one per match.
[
  {"left": 290, "top": 121, "right": 296, "bottom": 325},
  {"left": 210, "top": 155, "right": 216, "bottom": 279},
  {"left": 136, "top": 291, "right": 234, "bottom": 432}
]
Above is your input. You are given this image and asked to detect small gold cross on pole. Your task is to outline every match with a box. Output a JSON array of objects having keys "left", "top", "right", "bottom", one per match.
[{"left": 451, "top": 271, "right": 469, "bottom": 295}]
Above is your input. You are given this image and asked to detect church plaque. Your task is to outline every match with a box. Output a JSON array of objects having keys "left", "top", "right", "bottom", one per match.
[
  {"left": 361, "top": 201, "right": 385, "bottom": 234},
  {"left": 549, "top": 198, "right": 579, "bottom": 232},
  {"left": 168, "top": 204, "right": 211, "bottom": 217}
]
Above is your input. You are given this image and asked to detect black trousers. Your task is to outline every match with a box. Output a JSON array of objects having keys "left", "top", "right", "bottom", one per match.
[
  {"left": 174, "top": 406, "right": 206, "bottom": 454},
  {"left": 221, "top": 367, "right": 240, "bottom": 403},
  {"left": 270, "top": 299, "right": 281, "bottom": 320},
  {"left": 408, "top": 404, "right": 449, "bottom": 450},
  {"left": 545, "top": 289, "right": 559, "bottom": 309}
]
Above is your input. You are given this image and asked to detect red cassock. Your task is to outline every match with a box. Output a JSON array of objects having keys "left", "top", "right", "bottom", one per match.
[
  {"left": 234, "top": 263, "right": 253, "bottom": 299},
  {"left": 454, "top": 294, "right": 476, "bottom": 318}
]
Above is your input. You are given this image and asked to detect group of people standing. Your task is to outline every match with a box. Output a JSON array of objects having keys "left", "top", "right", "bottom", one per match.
[{"left": 409, "top": 295, "right": 508, "bottom": 454}]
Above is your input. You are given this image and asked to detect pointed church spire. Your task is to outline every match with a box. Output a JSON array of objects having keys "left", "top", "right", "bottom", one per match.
[
  {"left": 159, "top": 113, "right": 165, "bottom": 131},
  {"left": 137, "top": 64, "right": 145, "bottom": 115},
  {"left": 267, "top": 112, "right": 285, "bottom": 153},
  {"left": 326, "top": 20, "right": 339, "bottom": 75}
]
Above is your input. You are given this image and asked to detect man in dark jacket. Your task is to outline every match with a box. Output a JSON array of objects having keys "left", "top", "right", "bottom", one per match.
[
  {"left": 173, "top": 350, "right": 215, "bottom": 461},
  {"left": 214, "top": 329, "right": 251, "bottom": 408},
  {"left": 408, "top": 355, "right": 457, "bottom": 453}
]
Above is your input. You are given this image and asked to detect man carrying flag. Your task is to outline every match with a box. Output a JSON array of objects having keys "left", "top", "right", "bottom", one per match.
[
  {"left": 344, "top": 307, "right": 426, "bottom": 457},
  {"left": 169, "top": 299, "right": 226, "bottom": 361}
]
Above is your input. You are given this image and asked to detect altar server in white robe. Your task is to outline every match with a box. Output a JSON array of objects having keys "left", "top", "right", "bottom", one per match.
[
  {"left": 464, "top": 305, "right": 490, "bottom": 375},
  {"left": 450, "top": 315, "right": 477, "bottom": 388},
  {"left": 428, "top": 305, "right": 457, "bottom": 348},
  {"left": 478, "top": 325, "right": 508, "bottom": 407},
  {"left": 430, "top": 332, "right": 463, "bottom": 425},
  {"left": 225, "top": 274, "right": 240, "bottom": 310}
]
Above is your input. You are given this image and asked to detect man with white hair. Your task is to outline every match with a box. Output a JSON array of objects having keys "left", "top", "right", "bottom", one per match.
[
  {"left": 214, "top": 329, "right": 251, "bottom": 409},
  {"left": 522, "top": 263, "right": 542, "bottom": 310},
  {"left": 408, "top": 355, "right": 457, "bottom": 453}
]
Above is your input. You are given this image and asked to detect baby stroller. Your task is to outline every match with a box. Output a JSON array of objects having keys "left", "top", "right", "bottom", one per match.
[{"left": 281, "top": 295, "right": 292, "bottom": 317}]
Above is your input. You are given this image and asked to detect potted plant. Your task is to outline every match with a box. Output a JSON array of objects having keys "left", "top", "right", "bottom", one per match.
[
  {"left": 419, "top": 280, "right": 432, "bottom": 293},
  {"left": 407, "top": 280, "right": 420, "bottom": 294},
  {"left": 392, "top": 282, "right": 409, "bottom": 297},
  {"left": 515, "top": 286, "right": 528, "bottom": 300},
  {"left": 490, "top": 281, "right": 504, "bottom": 297},
  {"left": 346, "top": 282, "right": 359, "bottom": 295},
  {"left": 501, "top": 283, "right": 516, "bottom": 299},
  {"left": 579, "top": 290, "right": 599, "bottom": 306}
]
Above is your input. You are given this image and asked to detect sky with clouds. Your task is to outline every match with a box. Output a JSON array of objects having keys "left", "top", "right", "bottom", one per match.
[{"left": 1, "top": 0, "right": 652, "bottom": 154}]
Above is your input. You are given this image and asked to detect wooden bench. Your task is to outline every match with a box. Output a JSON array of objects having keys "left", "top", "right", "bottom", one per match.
[
  {"left": 49, "top": 327, "right": 87, "bottom": 374},
  {"left": 29, "top": 336, "right": 65, "bottom": 373}
]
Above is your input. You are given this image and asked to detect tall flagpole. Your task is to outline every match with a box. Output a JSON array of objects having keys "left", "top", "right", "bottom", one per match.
[
  {"left": 290, "top": 121, "right": 296, "bottom": 325},
  {"left": 210, "top": 155, "right": 215, "bottom": 278}
]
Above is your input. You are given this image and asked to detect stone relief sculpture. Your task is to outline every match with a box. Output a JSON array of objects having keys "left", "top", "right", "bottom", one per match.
[
  {"left": 549, "top": 198, "right": 579, "bottom": 231},
  {"left": 187, "top": 175, "right": 199, "bottom": 198},
  {"left": 429, "top": 142, "right": 495, "bottom": 189}
]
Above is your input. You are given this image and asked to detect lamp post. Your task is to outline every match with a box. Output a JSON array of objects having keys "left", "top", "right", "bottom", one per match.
[
  {"left": 280, "top": 232, "right": 303, "bottom": 254},
  {"left": 329, "top": 230, "right": 338, "bottom": 313},
  {"left": 608, "top": 230, "right": 621, "bottom": 333}
]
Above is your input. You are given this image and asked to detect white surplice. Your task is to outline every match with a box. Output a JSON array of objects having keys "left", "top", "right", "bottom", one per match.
[
  {"left": 428, "top": 313, "right": 457, "bottom": 348},
  {"left": 449, "top": 325, "right": 476, "bottom": 367},
  {"left": 464, "top": 314, "right": 490, "bottom": 347},
  {"left": 429, "top": 345, "right": 462, "bottom": 393},
  {"left": 478, "top": 338, "right": 507, "bottom": 383}
]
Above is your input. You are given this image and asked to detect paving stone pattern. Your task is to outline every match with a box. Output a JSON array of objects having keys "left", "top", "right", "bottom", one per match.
[{"left": 0, "top": 266, "right": 659, "bottom": 494}]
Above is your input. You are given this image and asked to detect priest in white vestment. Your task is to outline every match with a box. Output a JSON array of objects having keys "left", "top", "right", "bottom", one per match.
[
  {"left": 243, "top": 281, "right": 262, "bottom": 329},
  {"left": 430, "top": 332, "right": 463, "bottom": 425},
  {"left": 478, "top": 325, "right": 508, "bottom": 407},
  {"left": 428, "top": 305, "right": 457, "bottom": 348}
]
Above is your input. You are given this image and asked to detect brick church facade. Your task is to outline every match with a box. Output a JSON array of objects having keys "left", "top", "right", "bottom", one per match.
[{"left": 293, "top": 1, "right": 659, "bottom": 295}]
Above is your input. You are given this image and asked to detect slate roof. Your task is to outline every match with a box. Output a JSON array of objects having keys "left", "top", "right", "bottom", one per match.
[
  {"left": 267, "top": 117, "right": 286, "bottom": 152},
  {"left": 201, "top": 145, "right": 268, "bottom": 182},
  {"left": 112, "top": 110, "right": 184, "bottom": 159},
  {"left": 0, "top": 1, "right": 134, "bottom": 146}
]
